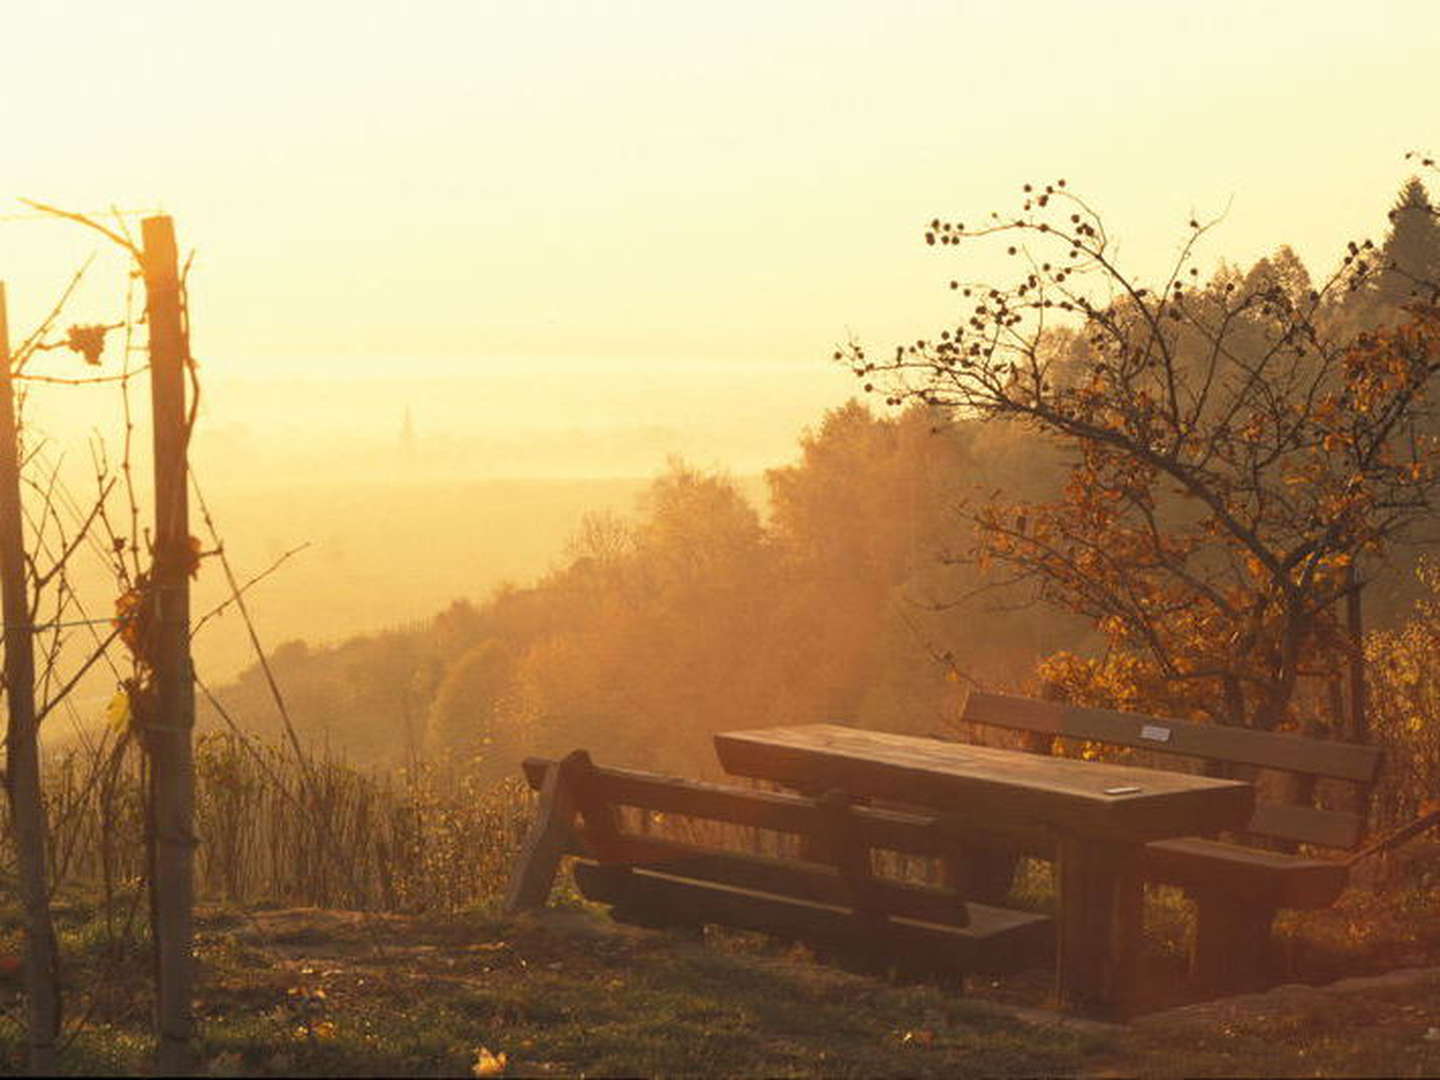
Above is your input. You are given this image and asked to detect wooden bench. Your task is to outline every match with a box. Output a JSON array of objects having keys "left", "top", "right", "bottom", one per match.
[
  {"left": 505, "top": 750, "right": 1054, "bottom": 979},
  {"left": 958, "top": 691, "right": 1384, "bottom": 992}
]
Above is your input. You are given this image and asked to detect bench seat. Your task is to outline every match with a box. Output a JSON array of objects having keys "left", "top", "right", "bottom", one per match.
[
  {"left": 1140, "top": 837, "right": 1349, "bottom": 909},
  {"left": 507, "top": 750, "right": 1056, "bottom": 981},
  {"left": 574, "top": 861, "right": 1054, "bottom": 975}
]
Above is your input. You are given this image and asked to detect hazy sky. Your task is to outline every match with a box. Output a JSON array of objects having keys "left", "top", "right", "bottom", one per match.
[{"left": 2, "top": 0, "right": 1438, "bottom": 460}]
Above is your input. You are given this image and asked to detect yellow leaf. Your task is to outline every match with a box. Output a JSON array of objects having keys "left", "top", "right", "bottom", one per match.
[
  {"left": 106, "top": 690, "right": 131, "bottom": 733},
  {"left": 472, "top": 1047, "right": 508, "bottom": 1077}
]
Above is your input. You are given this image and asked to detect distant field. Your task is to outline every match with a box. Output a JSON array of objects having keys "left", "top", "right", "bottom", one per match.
[{"left": 38, "top": 467, "right": 768, "bottom": 747}]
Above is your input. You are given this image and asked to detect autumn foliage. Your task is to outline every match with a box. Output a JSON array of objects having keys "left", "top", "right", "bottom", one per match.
[{"left": 850, "top": 178, "right": 1440, "bottom": 733}]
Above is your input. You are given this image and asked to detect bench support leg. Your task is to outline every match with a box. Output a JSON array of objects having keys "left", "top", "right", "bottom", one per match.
[
  {"left": 965, "top": 850, "right": 1021, "bottom": 905},
  {"left": 504, "top": 750, "right": 589, "bottom": 914},
  {"left": 1190, "top": 891, "right": 1275, "bottom": 995},
  {"left": 1055, "top": 834, "right": 1143, "bottom": 1019}
]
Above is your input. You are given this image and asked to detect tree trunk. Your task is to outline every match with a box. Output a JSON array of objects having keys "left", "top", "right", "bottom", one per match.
[{"left": 0, "top": 283, "right": 61, "bottom": 1074}]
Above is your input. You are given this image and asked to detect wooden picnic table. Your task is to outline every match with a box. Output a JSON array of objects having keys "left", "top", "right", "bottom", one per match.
[{"left": 714, "top": 723, "right": 1255, "bottom": 1017}]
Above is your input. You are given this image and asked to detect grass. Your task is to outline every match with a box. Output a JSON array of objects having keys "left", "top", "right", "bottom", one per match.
[
  {"left": 3, "top": 863, "right": 1440, "bottom": 1076},
  {"left": 0, "top": 898, "right": 1106, "bottom": 1077},
  {"left": 193, "top": 908, "right": 1107, "bottom": 1078},
  {"left": 7, "top": 771, "right": 1440, "bottom": 1080}
]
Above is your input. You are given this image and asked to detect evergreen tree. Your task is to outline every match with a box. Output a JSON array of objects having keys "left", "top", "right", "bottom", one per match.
[{"left": 1374, "top": 177, "right": 1440, "bottom": 308}]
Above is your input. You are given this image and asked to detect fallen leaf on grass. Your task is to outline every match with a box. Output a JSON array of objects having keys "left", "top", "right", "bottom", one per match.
[{"left": 473, "top": 1046, "right": 509, "bottom": 1076}]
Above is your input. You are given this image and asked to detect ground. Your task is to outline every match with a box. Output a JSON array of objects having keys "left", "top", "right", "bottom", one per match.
[
  {"left": 5, "top": 848, "right": 1440, "bottom": 1076},
  {"left": 191, "top": 905, "right": 1099, "bottom": 1078}
]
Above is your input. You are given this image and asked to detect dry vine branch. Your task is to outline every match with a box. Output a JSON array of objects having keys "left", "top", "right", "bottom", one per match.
[
  {"left": 0, "top": 202, "right": 194, "bottom": 1071},
  {"left": 189, "top": 540, "right": 311, "bottom": 641},
  {"left": 190, "top": 474, "right": 392, "bottom": 953}
]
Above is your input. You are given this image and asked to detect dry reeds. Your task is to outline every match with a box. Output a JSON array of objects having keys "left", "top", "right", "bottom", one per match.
[{"left": 20, "top": 732, "right": 535, "bottom": 914}]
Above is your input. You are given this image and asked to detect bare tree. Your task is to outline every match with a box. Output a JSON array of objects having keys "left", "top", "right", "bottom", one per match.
[
  {"left": 0, "top": 284, "right": 60, "bottom": 1074},
  {"left": 846, "top": 178, "right": 1440, "bottom": 734}
]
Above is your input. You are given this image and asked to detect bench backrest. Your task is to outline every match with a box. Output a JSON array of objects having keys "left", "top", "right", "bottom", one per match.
[{"left": 959, "top": 692, "right": 1383, "bottom": 851}]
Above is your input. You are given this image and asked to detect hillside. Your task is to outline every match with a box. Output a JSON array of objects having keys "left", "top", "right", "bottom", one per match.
[{"left": 198, "top": 403, "right": 1094, "bottom": 773}]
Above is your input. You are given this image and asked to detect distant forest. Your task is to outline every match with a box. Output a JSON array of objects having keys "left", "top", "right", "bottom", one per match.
[
  {"left": 201, "top": 401, "right": 1076, "bottom": 775},
  {"left": 201, "top": 177, "right": 1440, "bottom": 784}
]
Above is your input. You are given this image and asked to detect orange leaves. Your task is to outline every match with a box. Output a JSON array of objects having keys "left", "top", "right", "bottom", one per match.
[
  {"left": 113, "top": 535, "right": 206, "bottom": 669},
  {"left": 1342, "top": 310, "right": 1440, "bottom": 407},
  {"left": 115, "top": 577, "right": 153, "bottom": 662},
  {"left": 1097, "top": 615, "right": 1129, "bottom": 640},
  {"left": 183, "top": 534, "right": 204, "bottom": 579},
  {"left": 907, "top": 183, "right": 1440, "bottom": 734}
]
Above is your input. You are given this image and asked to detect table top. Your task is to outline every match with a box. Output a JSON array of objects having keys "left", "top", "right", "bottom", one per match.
[{"left": 714, "top": 723, "right": 1255, "bottom": 842}]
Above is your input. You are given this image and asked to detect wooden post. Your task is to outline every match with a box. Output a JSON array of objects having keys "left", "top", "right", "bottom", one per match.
[
  {"left": 504, "top": 750, "right": 588, "bottom": 913},
  {"left": 141, "top": 216, "right": 197, "bottom": 1075},
  {"left": 0, "top": 283, "right": 61, "bottom": 1074}
]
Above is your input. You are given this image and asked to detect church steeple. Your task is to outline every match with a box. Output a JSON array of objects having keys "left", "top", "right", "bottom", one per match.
[{"left": 400, "top": 406, "right": 415, "bottom": 461}]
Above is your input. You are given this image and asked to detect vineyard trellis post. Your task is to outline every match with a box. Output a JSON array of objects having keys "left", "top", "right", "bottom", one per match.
[
  {"left": 0, "top": 282, "right": 60, "bottom": 1075},
  {"left": 141, "top": 215, "right": 197, "bottom": 1074}
]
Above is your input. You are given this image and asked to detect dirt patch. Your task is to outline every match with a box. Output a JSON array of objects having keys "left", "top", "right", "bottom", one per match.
[
  {"left": 1138, "top": 965, "right": 1440, "bottom": 1030},
  {"left": 213, "top": 906, "right": 415, "bottom": 946},
  {"left": 1090, "top": 966, "right": 1440, "bottom": 1077}
]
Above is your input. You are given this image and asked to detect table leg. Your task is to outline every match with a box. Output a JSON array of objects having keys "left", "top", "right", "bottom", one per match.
[
  {"left": 1190, "top": 889, "right": 1275, "bottom": 994},
  {"left": 1055, "top": 833, "right": 1143, "bottom": 1018}
]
